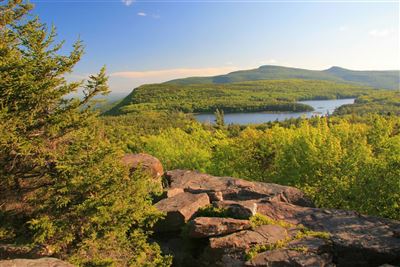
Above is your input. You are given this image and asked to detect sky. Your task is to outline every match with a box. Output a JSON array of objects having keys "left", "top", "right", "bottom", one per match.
[{"left": 31, "top": 0, "right": 400, "bottom": 95}]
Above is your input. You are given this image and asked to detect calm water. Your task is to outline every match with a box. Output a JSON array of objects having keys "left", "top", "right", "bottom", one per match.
[{"left": 195, "top": 98, "right": 355, "bottom": 125}]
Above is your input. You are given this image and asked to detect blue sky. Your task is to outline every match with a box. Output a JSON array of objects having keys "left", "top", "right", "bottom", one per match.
[{"left": 31, "top": 0, "right": 399, "bottom": 94}]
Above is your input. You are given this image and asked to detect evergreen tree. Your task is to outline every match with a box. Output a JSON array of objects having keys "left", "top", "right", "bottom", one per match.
[
  {"left": 0, "top": 1, "right": 170, "bottom": 265},
  {"left": 215, "top": 108, "right": 225, "bottom": 128}
]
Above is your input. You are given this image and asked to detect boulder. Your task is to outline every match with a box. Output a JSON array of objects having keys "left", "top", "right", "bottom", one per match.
[
  {"left": 0, "top": 258, "right": 74, "bottom": 267},
  {"left": 257, "top": 201, "right": 400, "bottom": 266},
  {"left": 187, "top": 217, "right": 251, "bottom": 238},
  {"left": 166, "top": 188, "right": 184, "bottom": 198},
  {"left": 165, "top": 170, "right": 314, "bottom": 207},
  {"left": 154, "top": 192, "right": 210, "bottom": 232},
  {"left": 122, "top": 153, "right": 164, "bottom": 179}
]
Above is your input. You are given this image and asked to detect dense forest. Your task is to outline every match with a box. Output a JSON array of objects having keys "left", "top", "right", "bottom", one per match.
[
  {"left": 106, "top": 80, "right": 378, "bottom": 115},
  {"left": 1, "top": 1, "right": 399, "bottom": 266}
]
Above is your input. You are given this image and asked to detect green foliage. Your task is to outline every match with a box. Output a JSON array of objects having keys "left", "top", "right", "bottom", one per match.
[
  {"left": 294, "top": 228, "right": 331, "bottom": 240},
  {"left": 101, "top": 111, "right": 194, "bottom": 153},
  {"left": 139, "top": 123, "right": 214, "bottom": 172},
  {"left": 245, "top": 239, "right": 288, "bottom": 260},
  {"left": 27, "top": 126, "right": 168, "bottom": 265},
  {"left": 106, "top": 79, "right": 375, "bottom": 115},
  {"left": 249, "top": 214, "right": 293, "bottom": 229}
]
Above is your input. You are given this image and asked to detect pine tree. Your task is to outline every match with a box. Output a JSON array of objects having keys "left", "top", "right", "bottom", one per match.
[
  {"left": 215, "top": 108, "right": 225, "bottom": 128},
  {"left": 0, "top": 1, "right": 170, "bottom": 265}
]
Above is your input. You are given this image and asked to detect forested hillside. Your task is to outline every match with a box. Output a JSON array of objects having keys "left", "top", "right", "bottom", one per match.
[
  {"left": 166, "top": 65, "right": 400, "bottom": 90},
  {"left": 335, "top": 90, "right": 400, "bottom": 116},
  {"left": 106, "top": 79, "right": 376, "bottom": 115}
]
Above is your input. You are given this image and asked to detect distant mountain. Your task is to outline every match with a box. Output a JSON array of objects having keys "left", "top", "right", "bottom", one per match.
[
  {"left": 165, "top": 65, "right": 400, "bottom": 90},
  {"left": 324, "top": 66, "right": 399, "bottom": 90}
]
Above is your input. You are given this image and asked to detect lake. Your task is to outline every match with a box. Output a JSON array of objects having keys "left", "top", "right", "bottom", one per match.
[{"left": 195, "top": 98, "right": 355, "bottom": 125}]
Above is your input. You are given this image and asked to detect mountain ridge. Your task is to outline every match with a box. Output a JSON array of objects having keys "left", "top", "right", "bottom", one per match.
[{"left": 165, "top": 65, "right": 400, "bottom": 90}]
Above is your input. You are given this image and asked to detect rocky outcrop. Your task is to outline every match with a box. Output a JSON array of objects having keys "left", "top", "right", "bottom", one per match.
[
  {"left": 165, "top": 170, "right": 314, "bottom": 207},
  {"left": 152, "top": 168, "right": 400, "bottom": 267},
  {"left": 0, "top": 258, "right": 74, "bottom": 267},
  {"left": 257, "top": 201, "right": 400, "bottom": 267}
]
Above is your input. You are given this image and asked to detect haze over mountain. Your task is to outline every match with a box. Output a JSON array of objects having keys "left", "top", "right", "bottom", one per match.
[{"left": 166, "top": 65, "right": 400, "bottom": 90}]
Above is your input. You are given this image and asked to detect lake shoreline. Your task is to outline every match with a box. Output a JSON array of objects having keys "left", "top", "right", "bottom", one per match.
[{"left": 195, "top": 98, "right": 355, "bottom": 124}]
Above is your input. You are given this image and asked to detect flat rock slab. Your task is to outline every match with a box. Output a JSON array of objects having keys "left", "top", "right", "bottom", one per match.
[
  {"left": 154, "top": 192, "right": 210, "bottom": 232},
  {"left": 257, "top": 201, "right": 400, "bottom": 266},
  {"left": 165, "top": 170, "right": 314, "bottom": 207},
  {"left": 0, "top": 258, "right": 74, "bottom": 267},
  {"left": 245, "top": 249, "right": 334, "bottom": 267},
  {"left": 209, "top": 225, "right": 288, "bottom": 252},
  {"left": 287, "top": 237, "right": 332, "bottom": 255},
  {"left": 187, "top": 217, "right": 251, "bottom": 238}
]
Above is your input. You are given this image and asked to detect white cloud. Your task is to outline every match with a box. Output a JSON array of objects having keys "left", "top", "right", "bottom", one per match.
[
  {"left": 111, "top": 67, "right": 238, "bottom": 80},
  {"left": 121, "top": 0, "right": 134, "bottom": 6},
  {"left": 137, "top": 12, "right": 147, "bottom": 16},
  {"left": 369, "top": 28, "right": 395, "bottom": 37}
]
